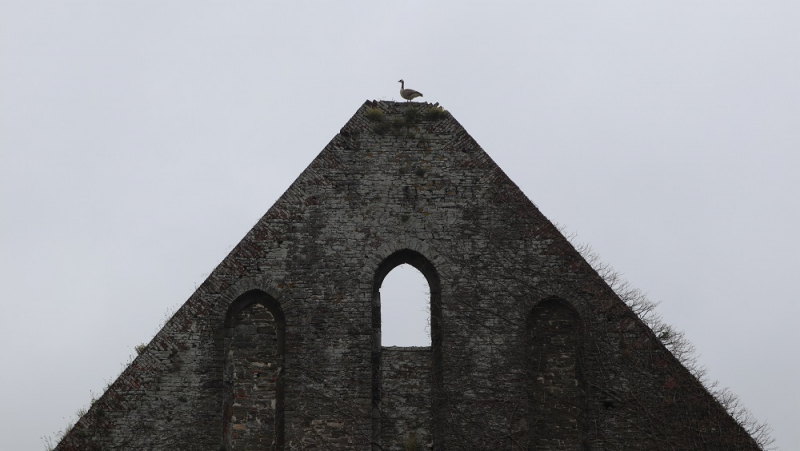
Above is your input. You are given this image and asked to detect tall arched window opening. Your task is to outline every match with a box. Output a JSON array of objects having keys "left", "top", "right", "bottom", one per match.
[
  {"left": 380, "top": 263, "right": 431, "bottom": 346},
  {"left": 527, "top": 298, "right": 586, "bottom": 451},
  {"left": 223, "top": 290, "right": 285, "bottom": 451},
  {"left": 372, "top": 250, "right": 444, "bottom": 451}
]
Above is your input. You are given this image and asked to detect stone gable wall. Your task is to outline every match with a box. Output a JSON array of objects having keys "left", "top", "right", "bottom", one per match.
[{"left": 56, "top": 101, "right": 760, "bottom": 451}]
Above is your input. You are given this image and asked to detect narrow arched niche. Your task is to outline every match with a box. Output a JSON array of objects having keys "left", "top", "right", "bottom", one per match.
[
  {"left": 527, "top": 298, "right": 587, "bottom": 451},
  {"left": 372, "top": 249, "right": 443, "bottom": 451},
  {"left": 223, "top": 290, "right": 285, "bottom": 451}
]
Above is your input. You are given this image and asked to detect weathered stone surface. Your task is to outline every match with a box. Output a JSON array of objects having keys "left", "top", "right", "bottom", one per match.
[
  {"left": 56, "top": 101, "right": 760, "bottom": 451},
  {"left": 381, "top": 347, "right": 432, "bottom": 451}
]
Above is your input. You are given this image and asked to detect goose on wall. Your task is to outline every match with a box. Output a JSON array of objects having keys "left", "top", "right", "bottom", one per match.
[{"left": 398, "top": 79, "right": 423, "bottom": 101}]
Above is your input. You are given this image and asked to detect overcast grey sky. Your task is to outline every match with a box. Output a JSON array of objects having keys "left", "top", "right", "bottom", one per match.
[{"left": 1, "top": 2, "right": 798, "bottom": 449}]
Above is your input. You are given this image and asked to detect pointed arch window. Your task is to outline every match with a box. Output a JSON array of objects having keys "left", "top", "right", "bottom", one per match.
[{"left": 372, "top": 249, "right": 444, "bottom": 451}]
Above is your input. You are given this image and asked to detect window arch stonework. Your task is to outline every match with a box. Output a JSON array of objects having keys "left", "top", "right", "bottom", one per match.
[{"left": 372, "top": 249, "right": 444, "bottom": 451}]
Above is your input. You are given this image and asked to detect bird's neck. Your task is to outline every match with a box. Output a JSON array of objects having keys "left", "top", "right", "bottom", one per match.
[{"left": 399, "top": 80, "right": 404, "bottom": 89}]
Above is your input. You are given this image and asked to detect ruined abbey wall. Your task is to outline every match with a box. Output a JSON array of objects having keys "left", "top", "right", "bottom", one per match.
[{"left": 56, "top": 101, "right": 760, "bottom": 451}]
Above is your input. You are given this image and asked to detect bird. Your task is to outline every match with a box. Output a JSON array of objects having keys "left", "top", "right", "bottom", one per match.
[{"left": 398, "top": 79, "right": 423, "bottom": 101}]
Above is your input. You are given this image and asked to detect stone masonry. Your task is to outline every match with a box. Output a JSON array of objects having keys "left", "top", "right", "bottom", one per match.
[{"left": 56, "top": 101, "right": 762, "bottom": 450}]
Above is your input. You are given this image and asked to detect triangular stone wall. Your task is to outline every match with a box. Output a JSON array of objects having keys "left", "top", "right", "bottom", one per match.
[{"left": 56, "top": 101, "right": 760, "bottom": 451}]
